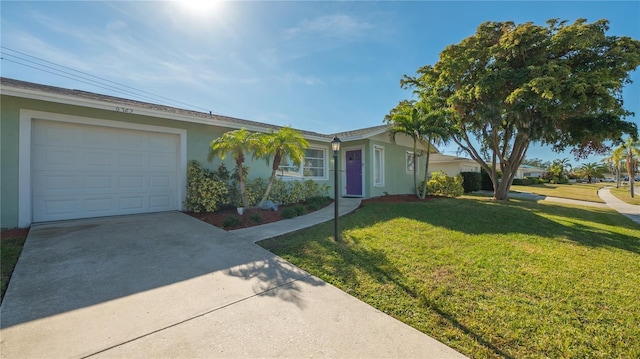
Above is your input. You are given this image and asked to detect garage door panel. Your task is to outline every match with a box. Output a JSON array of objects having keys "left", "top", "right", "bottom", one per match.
[
  {"left": 32, "top": 120, "right": 180, "bottom": 222},
  {"left": 83, "top": 152, "right": 114, "bottom": 167}
]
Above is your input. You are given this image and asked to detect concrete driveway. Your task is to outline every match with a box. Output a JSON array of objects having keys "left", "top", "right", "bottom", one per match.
[{"left": 0, "top": 212, "right": 465, "bottom": 358}]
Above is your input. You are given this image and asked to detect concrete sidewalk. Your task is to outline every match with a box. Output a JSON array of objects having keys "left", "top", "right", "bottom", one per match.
[
  {"left": 1, "top": 210, "right": 466, "bottom": 358},
  {"left": 231, "top": 198, "right": 361, "bottom": 242},
  {"left": 493, "top": 188, "right": 638, "bottom": 225},
  {"left": 598, "top": 187, "right": 640, "bottom": 225}
]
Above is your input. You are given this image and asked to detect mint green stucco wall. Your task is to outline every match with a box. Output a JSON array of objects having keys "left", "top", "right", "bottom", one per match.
[
  {"left": 0, "top": 94, "right": 330, "bottom": 228},
  {"left": 367, "top": 139, "right": 424, "bottom": 198},
  {"left": 1, "top": 97, "right": 22, "bottom": 228}
]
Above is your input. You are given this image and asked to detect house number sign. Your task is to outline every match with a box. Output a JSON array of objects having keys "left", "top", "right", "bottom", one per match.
[{"left": 115, "top": 107, "right": 134, "bottom": 113}]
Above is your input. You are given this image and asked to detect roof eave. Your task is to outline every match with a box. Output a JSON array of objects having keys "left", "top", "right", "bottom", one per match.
[{"left": 1, "top": 85, "right": 330, "bottom": 142}]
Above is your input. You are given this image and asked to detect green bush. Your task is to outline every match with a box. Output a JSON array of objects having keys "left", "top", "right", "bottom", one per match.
[
  {"left": 281, "top": 207, "right": 297, "bottom": 219},
  {"left": 460, "top": 172, "right": 482, "bottom": 193},
  {"left": 268, "top": 179, "right": 329, "bottom": 205},
  {"left": 249, "top": 213, "right": 262, "bottom": 224},
  {"left": 424, "top": 171, "right": 464, "bottom": 197},
  {"left": 306, "top": 196, "right": 330, "bottom": 211},
  {"left": 222, "top": 215, "right": 242, "bottom": 228},
  {"left": 512, "top": 178, "right": 533, "bottom": 186},
  {"left": 481, "top": 169, "right": 493, "bottom": 191},
  {"left": 184, "top": 160, "right": 229, "bottom": 212},
  {"left": 293, "top": 205, "right": 306, "bottom": 216}
]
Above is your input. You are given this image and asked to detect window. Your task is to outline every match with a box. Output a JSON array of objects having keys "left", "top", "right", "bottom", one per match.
[
  {"left": 373, "top": 145, "right": 384, "bottom": 186},
  {"left": 279, "top": 147, "right": 327, "bottom": 179},
  {"left": 406, "top": 151, "right": 418, "bottom": 173}
]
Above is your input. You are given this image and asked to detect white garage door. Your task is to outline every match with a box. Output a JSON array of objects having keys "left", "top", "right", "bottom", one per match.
[{"left": 32, "top": 119, "right": 180, "bottom": 222}]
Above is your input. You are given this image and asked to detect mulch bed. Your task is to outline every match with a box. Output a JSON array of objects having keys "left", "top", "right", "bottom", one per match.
[
  {"left": 1, "top": 228, "right": 30, "bottom": 240},
  {"left": 188, "top": 195, "right": 435, "bottom": 230},
  {"left": 187, "top": 207, "right": 285, "bottom": 229}
]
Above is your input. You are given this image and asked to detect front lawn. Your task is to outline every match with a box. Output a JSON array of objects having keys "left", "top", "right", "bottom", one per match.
[
  {"left": 510, "top": 182, "right": 607, "bottom": 203},
  {"left": 260, "top": 197, "right": 640, "bottom": 358}
]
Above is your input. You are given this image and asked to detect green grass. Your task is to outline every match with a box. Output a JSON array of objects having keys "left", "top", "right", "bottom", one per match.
[
  {"left": 511, "top": 182, "right": 608, "bottom": 203},
  {"left": 609, "top": 186, "right": 640, "bottom": 206},
  {"left": 1, "top": 231, "right": 28, "bottom": 303},
  {"left": 260, "top": 197, "right": 640, "bottom": 358}
]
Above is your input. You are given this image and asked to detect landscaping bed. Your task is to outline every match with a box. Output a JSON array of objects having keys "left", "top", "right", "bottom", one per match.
[{"left": 187, "top": 198, "right": 333, "bottom": 229}]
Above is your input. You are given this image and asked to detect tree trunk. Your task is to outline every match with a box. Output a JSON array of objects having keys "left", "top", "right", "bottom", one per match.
[
  {"left": 236, "top": 157, "right": 250, "bottom": 208},
  {"left": 258, "top": 155, "right": 282, "bottom": 208},
  {"left": 627, "top": 151, "right": 635, "bottom": 198},
  {"left": 420, "top": 145, "right": 431, "bottom": 200},
  {"left": 493, "top": 162, "right": 519, "bottom": 200},
  {"left": 412, "top": 140, "right": 420, "bottom": 198}
]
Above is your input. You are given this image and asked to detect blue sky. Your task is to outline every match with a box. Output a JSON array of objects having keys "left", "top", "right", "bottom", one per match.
[{"left": 2, "top": 1, "right": 639, "bottom": 165}]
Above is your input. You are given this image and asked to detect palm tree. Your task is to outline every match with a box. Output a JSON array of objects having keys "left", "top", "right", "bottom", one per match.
[
  {"left": 385, "top": 100, "right": 449, "bottom": 199},
  {"left": 417, "top": 107, "right": 451, "bottom": 199},
  {"left": 577, "top": 162, "right": 606, "bottom": 183},
  {"left": 604, "top": 146, "right": 625, "bottom": 188},
  {"left": 620, "top": 138, "right": 640, "bottom": 198},
  {"left": 554, "top": 158, "right": 573, "bottom": 180},
  {"left": 254, "top": 127, "right": 309, "bottom": 207},
  {"left": 208, "top": 129, "right": 259, "bottom": 209}
]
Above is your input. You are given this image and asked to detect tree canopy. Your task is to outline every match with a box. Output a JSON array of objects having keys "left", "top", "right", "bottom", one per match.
[
  {"left": 253, "top": 127, "right": 309, "bottom": 207},
  {"left": 401, "top": 18, "right": 640, "bottom": 200}
]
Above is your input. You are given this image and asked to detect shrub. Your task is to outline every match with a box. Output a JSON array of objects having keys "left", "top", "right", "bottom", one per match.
[
  {"left": 303, "top": 180, "right": 330, "bottom": 198},
  {"left": 424, "top": 171, "right": 464, "bottom": 197},
  {"left": 184, "top": 160, "right": 229, "bottom": 212},
  {"left": 281, "top": 207, "right": 297, "bottom": 219},
  {"left": 480, "top": 168, "right": 502, "bottom": 191},
  {"left": 306, "top": 196, "right": 330, "bottom": 211},
  {"left": 460, "top": 172, "right": 482, "bottom": 193},
  {"left": 512, "top": 178, "right": 533, "bottom": 186},
  {"left": 222, "top": 215, "right": 242, "bottom": 228},
  {"left": 268, "top": 179, "right": 330, "bottom": 205},
  {"left": 293, "top": 205, "right": 306, "bottom": 216},
  {"left": 249, "top": 213, "right": 262, "bottom": 224}
]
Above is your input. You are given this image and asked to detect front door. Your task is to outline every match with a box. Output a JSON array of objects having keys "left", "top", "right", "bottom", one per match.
[{"left": 346, "top": 149, "right": 363, "bottom": 196}]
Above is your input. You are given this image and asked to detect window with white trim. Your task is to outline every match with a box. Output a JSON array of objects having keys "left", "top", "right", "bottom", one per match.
[
  {"left": 406, "top": 151, "right": 418, "bottom": 173},
  {"left": 278, "top": 147, "right": 327, "bottom": 179},
  {"left": 373, "top": 145, "right": 384, "bottom": 186}
]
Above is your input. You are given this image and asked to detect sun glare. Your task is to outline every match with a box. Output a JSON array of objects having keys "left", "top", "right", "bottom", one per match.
[{"left": 176, "top": 0, "right": 220, "bottom": 14}]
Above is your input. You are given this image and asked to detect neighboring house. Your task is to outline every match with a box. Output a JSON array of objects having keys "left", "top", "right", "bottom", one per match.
[
  {"left": 1, "top": 77, "right": 470, "bottom": 228},
  {"left": 428, "top": 153, "right": 481, "bottom": 176},
  {"left": 521, "top": 165, "right": 546, "bottom": 178}
]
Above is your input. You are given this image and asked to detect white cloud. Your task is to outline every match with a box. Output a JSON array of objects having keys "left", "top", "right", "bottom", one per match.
[{"left": 285, "top": 14, "right": 373, "bottom": 40}]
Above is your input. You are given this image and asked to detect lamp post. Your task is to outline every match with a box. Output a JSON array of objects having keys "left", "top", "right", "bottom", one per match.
[{"left": 331, "top": 136, "right": 341, "bottom": 241}]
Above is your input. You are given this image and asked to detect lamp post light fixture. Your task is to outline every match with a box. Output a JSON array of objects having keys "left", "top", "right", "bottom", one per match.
[{"left": 331, "top": 136, "right": 341, "bottom": 241}]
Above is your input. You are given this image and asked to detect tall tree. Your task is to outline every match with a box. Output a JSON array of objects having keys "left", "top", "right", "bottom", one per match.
[
  {"left": 384, "top": 100, "right": 449, "bottom": 199},
  {"left": 254, "top": 127, "right": 309, "bottom": 207},
  {"left": 554, "top": 158, "right": 573, "bottom": 179},
  {"left": 620, "top": 138, "right": 640, "bottom": 197},
  {"left": 402, "top": 19, "right": 640, "bottom": 200},
  {"left": 604, "top": 146, "right": 625, "bottom": 188},
  {"left": 576, "top": 162, "right": 606, "bottom": 183},
  {"left": 208, "top": 129, "right": 259, "bottom": 208}
]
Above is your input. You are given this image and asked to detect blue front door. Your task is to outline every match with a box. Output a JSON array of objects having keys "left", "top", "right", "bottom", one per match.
[{"left": 346, "top": 149, "right": 363, "bottom": 196}]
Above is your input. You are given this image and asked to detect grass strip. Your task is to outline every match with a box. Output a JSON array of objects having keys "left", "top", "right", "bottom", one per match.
[{"left": 510, "top": 182, "right": 607, "bottom": 203}]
